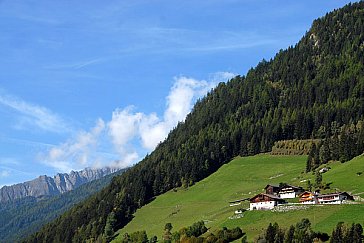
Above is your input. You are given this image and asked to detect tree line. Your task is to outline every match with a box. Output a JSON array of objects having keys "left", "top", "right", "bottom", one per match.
[
  {"left": 306, "top": 121, "right": 364, "bottom": 172},
  {"left": 257, "top": 219, "right": 363, "bottom": 243},
  {"left": 118, "top": 221, "right": 244, "bottom": 243}
]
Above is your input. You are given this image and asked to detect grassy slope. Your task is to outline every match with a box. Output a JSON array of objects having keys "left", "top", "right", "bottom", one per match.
[{"left": 114, "top": 155, "right": 364, "bottom": 241}]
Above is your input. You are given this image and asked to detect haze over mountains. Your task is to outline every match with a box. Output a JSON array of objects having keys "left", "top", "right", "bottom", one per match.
[{"left": 0, "top": 167, "right": 118, "bottom": 203}]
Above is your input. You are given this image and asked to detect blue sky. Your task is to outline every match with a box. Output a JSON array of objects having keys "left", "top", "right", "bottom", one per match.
[{"left": 0, "top": 0, "right": 354, "bottom": 187}]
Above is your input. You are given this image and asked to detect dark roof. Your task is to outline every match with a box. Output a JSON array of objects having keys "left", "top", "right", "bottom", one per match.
[
  {"left": 317, "top": 192, "right": 353, "bottom": 199},
  {"left": 250, "top": 193, "right": 286, "bottom": 202},
  {"left": 262, "top": 193, "right": 285, "bottom": 200},
  {"left": 264, "top": 184, "right": 279, "bottom": 189}
]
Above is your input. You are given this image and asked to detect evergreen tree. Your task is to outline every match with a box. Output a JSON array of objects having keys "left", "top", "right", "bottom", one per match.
[
  {"left": 104, "top": 212, "right": 116, "bottom": 242},
  {"left": 265, "top": 223, "right": 280, "bottom": 243},
  {"left": 163, "top": 223, "right": 173, "bottom": 242},
  {"left": 353, "top": 223, "right": 363, "bottom": 243},
  {"left": 294, "top": 219, "right": 313, "bottom": 243},
  {"left": 149, "top": 235, "right": 158, "bottom": 243},
  {"left": 284, "top": 225, "right": 295, "bottom": 243},
  {"left": 315, "top": 171, "right": 323, "bottom": 188},
  {"left": 319, "top": 139, "right": 330, "bottom": 164},
  {"left": 306, "top": 144, "right": 316, "bottom": 172},
  {"left": 306, "top": 180, "right": 313, "bottom": 192},
  {"left": 330, "top": 222, "right": 345, "bottom": 243}
]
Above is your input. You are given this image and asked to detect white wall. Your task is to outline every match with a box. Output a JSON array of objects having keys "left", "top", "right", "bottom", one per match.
[
  {"left": 318, "top": 195, "right": 343, "bottom": 204},
  {"left": 279, "top": 192, "right": 296, "bottom": 199},
  {"left": 300, "top": 200, "right": 316, "bottom": 204},
  {"left": 250, "top": 201, "right": 277, "bottom": 210}
]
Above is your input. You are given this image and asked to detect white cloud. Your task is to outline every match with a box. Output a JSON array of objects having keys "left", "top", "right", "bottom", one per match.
[
  {"left": 40, "top": 72, "right": 236, "bottom": 172},
  {"left": 0, "top": 92, "right": 70, "bottom": 133},
  {"left": 106, "top": 107, "right": 143, "bottom": 168},
  {"left": 42, "top": 119, "right": 105, "bottom": 172},
  {"left": 108, "top": 72, "right": 235, "bottom": 152},
  {"left": 139, "top": 113, "right": 166, "bottom": 150},
  {"left": 138, "top": 76, "right": 217, "bottom": 150},
  {"left": 107, "top": 107, "right": 143, "bottom": 153},
  {"left": 110, "top": 152, "right": 139, "bottom": 169}
]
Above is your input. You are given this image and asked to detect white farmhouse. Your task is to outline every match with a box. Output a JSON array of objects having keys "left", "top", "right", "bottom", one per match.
[
  {"left": 249, "top": 193, "right": 286, "bottom": 210},
  {"left": 317, "top": 192, "right": 354, "bottom": 204},
  {"left": 278, "top": 184, "right": 304, "bottom": 199}
]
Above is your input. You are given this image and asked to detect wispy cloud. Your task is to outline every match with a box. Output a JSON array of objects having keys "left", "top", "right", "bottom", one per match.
[
  {"left": 44, "top": 58, "right": 105, "bottom": 70},
  {"left": 0, "top": 136, "right": 55, "bottom": 149},
  {"left": 0, "top": 91, "right": 71, "bottom": 133},
  {"left": 41, "top": 119, "right": 105, "bottom": 172},
  {"left": 0, "top": 159, "right": 34, "bottom": 187},
  {"left": 116, "top": 27, "right": 280, "bottom": 55},
  {"left": 0, "top": 157, "right": 20, "bottom": 166},
  {"left": 0, "top": 165, "right": 32, "bottom": 176}
]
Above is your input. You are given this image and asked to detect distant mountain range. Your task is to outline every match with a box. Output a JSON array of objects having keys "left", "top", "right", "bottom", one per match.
[
  {"left": 0, "top": 168, "right": 125, "bottom": 242},
  {"left": 0, "top": 167, "right": 119, "bottom": 203}
]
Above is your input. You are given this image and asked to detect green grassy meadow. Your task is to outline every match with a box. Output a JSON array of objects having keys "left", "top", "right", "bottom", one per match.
[{"left": 114, "top": 154, "right": 364, "bottom": 242}]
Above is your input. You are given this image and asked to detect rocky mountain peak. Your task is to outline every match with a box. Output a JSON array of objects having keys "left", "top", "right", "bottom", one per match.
[{"left": 0, "top": 167, "right": 119, "bottom": 203}]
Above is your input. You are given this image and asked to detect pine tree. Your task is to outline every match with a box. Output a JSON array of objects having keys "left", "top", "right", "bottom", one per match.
[
  {"left": 163, "top": 223, "right": 173, "bottom": 242},
  {"left": 353, "top": 223, "right": 363, "bottom": 243},
  {"left": 284, "top": 225, "right": 295, "bottom": 243},
  {"left": 265, "top": 223, "right": 276, "bottom": 243},
  {"left": 319, "top": 139, "right": 330, "bottom": 164},
  {"left": 104, "top": 212, "right": 116, "bottom": 242},
  {"left": 306, "top": 154, "right": 312, "bottom": 173},
  {"left": 315, "top": 171, "right": 323, "bottom": 188},
  {"left": 306, "top": 144, "right": 316, "bottom": 172},
  {"left": 306, "top": 180, "right": 313, "bottom": 192},
  {"left": 313, "top": 144, "right": 321, "bottom": 169},
  {"left": 330, "top": 222, "right": 344, "bottom": 243}
]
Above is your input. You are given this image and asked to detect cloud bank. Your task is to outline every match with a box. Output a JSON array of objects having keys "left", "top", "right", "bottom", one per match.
[{"left": 42, "top": 72, "right": 235, "bottom": 172}]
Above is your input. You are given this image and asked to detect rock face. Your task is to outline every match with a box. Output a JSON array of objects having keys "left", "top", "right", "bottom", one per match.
[{"left": 0, "top": 167, "right": 118, "bottom": 203}]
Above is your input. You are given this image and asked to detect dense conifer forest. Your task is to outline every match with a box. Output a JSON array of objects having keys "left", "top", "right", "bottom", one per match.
[{"left": 25, "top": 2, "right": 364, "bottom": 242}]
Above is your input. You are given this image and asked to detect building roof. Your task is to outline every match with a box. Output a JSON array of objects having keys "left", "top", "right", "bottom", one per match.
[
  {"left": 298, "top": 191, "right": 354, "bottom": 200},
  {"left": 250, "top": 193, "right": 286, "bottom": 202},
  {"left": 317, "top": 192, "right": 353, "bottom": 199},
  {"left": 264, "top": 184, "right": 279, "bottom": 189},
  {"left": 298, "top": 191, "right": 314, "bottom": 197}
]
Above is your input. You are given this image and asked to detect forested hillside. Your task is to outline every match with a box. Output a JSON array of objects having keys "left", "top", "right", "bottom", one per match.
[{"left": 26, "top": 2, "right": 364, "bottom": 242}]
